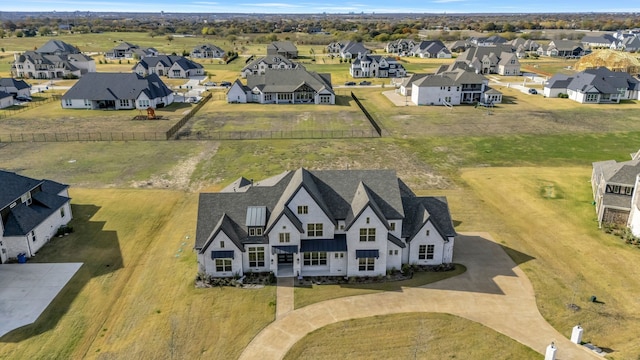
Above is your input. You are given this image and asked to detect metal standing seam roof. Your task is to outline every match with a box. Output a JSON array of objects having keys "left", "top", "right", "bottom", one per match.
[
  {"left": 211, "top": 251, "right": 235, "bottom": 259},
  {"left": 355, "top": 249, "right": 380, "bottom": 258},
  {"left": 246, "top": 206, "right": 267, "bottom": 226},
  {"left": 300, "top": 235, "right": 347, "bottom": 252}
]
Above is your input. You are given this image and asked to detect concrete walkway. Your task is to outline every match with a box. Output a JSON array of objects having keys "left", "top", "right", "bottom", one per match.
[
  {"left": 275, "top": 277, "right": 294, "bottom": 319},
  {"left": 0, "top": 262, "right": 83, "bottom": 337},
  {"left": 240, "top": 233, "right": 601, "bottom": 360}
]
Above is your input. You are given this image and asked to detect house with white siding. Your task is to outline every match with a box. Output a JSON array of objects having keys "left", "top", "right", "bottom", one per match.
[
  {"left": 61, "top": 72, "right": 173, "bottom": 110},
  {"left": 350, "top": 53, "right": 406, "bottom": 78},
  {"left": 195, "top": 168, "right": 456, "bottom": 278},
  {"left": 0, "top": 78, "right": 31, "bottom": 99},
  {"left": 241, "top": 55, "right": 299, "bottom": 78},
  {"left": 227, "top": 67, "right": 334, "bottom": 105},
  {"left": 191, "top": 44, "right": 225, "bottom": 59},
  {"left": 456, "top": 45, "right": 520, "bottom": 76},
  {"left": 0, "top": 170, "right": 73, "bottom": 263},
  {"left": 105, "top": 42, "right": 159, "bottom": 59},
  {"left": 544, "top": 67, "right": 640, "bottom": 103},
  {"left": 12, "top": 40, "right": 95, "bottom": 79},
  {"left": 133, "top": 55, "right": 204, "bottom": 78}
]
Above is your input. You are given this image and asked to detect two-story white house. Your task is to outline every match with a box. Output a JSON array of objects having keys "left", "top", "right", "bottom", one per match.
[
  {"left": 241, "top": 55, "right": 299, "bottom": 78},
  {"left": 133, "top": 55, "right": 204, "bottom": 78},
  {"left": 1, "top": 170, "right": 73, "bottom": 262},
  {"left": 12, "top": 40, "right": 95, "bottom": 79},
  {"left": 195, "top": 168, "right": 456, "bottom": 278},
  {"left": 350, "top": 54, "right": 407, "bottom": 78}
]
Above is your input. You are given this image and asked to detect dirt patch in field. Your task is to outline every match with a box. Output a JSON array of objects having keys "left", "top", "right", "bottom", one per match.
[{"left": 131, "top": 142, "right": 219, "bottom": 191}]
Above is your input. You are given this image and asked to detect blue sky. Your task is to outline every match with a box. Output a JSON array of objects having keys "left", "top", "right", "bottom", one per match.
[{"left": 3, "top": 0, "right": 640, "bottom": 14}]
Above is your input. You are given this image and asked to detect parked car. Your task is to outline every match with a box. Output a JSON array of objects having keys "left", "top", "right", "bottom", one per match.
[
  {"left": 528, "top": 88, "right": 538, "bottom": 95},
  {"left": 220, "top": 81, "right": 232, "bottom": 87},
  {"left": 186, "top": 97, "right": 199, "bottom": 103},
  {"left": 359, "top": 81, "right": 371, "bottom": 86},
  {"left": 15, "top": 95, "right": 32, "bottom": 102},
  {"left": 344, "top": 81, "right": 356, "bottom": 86},
  {"left": 203, "top": 81, "right": 216, "bottom": 86}
]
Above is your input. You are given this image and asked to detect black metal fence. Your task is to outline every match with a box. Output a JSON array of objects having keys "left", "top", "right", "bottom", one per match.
[
  {"left": 0, "top": 132, "right": 167, "bottom": 143},
  {"left": 165, "top": 92, "right": 213, "bottom": 140},
  {"left": 350, "top": 92, "right": 382, "bottom": 136},
  {"left": 0, "top": 94, "right": 61, "bottom": 119}
]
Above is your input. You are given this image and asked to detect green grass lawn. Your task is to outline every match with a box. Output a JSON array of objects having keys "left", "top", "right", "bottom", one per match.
[
  {"left": 284, "top": 313, "right": 542, "bottom": 360},
  {"left": 294, "top": 265, "right": 466, "bottom": 309}
]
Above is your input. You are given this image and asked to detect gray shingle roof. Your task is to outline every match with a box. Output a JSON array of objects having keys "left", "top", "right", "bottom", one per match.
[
  {"left": 0, "top": 91, "right": 11, "bottom": 100},
  {"left": 246, "top": 68, "right": 333, "bottom": 94},
  {"left": 36, "top": 40, "right": 79, "bottom": 54},
  {"left": 0, "top": 170, "right": 70, "bottom": 236},
  {"left": 135, "top": 55, "right": 202, "bottom": 71},
  {"left": 62, "top": 72, "right": 172, "bottom": 101},
  {"left": 242, "top": 55, "right": 298, "bottom": 72},
  {"left": 0, "top": 78, "right": 31, "bottom": 90}
]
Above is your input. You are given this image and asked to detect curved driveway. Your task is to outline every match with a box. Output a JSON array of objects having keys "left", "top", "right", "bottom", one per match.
[{"left": 240, "top": 233, "right": 601, "bottom": 360}]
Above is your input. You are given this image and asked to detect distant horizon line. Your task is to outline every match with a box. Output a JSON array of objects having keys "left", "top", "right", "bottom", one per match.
[{"left": 2, "top": 10, "right": 640, "bottom": 15}]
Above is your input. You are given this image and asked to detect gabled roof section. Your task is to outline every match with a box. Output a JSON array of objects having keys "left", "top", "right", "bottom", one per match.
[
  {"left": 0, "top": 78, "right": 31, "bottom": 90},
  {"left": 36, "top": 40, "right": 79, "bottom": 55},
  {"left": 198, "top": 213, "right": 246, "bottom": 253},
  {"left": 0, "top": 170, "right": 42, "bottom": 209},
  {"left": 246, "top": 68, "right": 333, "bottom": 94},
  {"left": 62, "top": 73, "right": 171, "bottom": 101},
  {"left": 344, "top": 182, "right": 389, "bottom": 230},
  {"left": 402, "top": 196, "right": 456, "bottom": 241}
]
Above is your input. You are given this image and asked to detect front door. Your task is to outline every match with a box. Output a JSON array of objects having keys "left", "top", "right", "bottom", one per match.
[{"left": 278, "top": 253, "right": 293, "bottom": 264}]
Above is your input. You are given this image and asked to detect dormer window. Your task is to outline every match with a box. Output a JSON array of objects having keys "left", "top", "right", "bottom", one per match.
[
  {"left": 249, "top": 227, "right": 263, "bottom": 236},
  {"left": 21, "top": 192, "right": 32, "bottom": 206}
]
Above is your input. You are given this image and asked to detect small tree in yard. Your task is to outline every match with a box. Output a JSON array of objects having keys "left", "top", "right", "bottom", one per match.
[{"left": 166, "top": 35, "right": 174, "bottom": 44}]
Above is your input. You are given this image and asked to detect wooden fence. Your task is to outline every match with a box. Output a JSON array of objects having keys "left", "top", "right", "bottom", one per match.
[
  {"left": 0, "top": 132, "right": 167, "bottom": 143},
  {"left": 0, "top": 94, "right": 61, "bottom": 119},
  {"left": 165, "top": 92, "right": 212, "bottom": 139},
  {"left": 350, "top": 92, "right": 382, "bottom": 136}
]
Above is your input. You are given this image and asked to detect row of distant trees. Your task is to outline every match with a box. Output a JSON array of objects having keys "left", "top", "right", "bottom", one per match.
[{"left": 1, "top": 13, "right": 639, "bottom": 41}]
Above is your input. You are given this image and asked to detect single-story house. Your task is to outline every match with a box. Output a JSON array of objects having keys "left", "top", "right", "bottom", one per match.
[
  {"left": 241, "top": 55, "right": 299, "bottom": 78},
  {"left": 0, "top": 170, "right": 73, "bottom": 262},
  {"left": 350, "top": 54, "right": 407, "bottom": 78},
  {"left": 194, "top": 168, "right": 456, "bottom": 278},
  {"left": 191, "top": 44, "right": 225, "bottom": 58},
  {"left": 544, "top": 67, "right": 640, "bottom": 103},
  {"left": 105, "top": 42, "right": 158, "bottom": 59},
  {"left": 133, "top": 55, "right": 204, "bottom": 78},
  {"left": 0, "top": 78, "right": 31, "bottom": 98},
  {"left": 61, "top": 72, "right": 173, "bottom": 110},
  {"left": 227, "top": 67, "right": 334, "bottom": 105},
  {"left": 266, "top": 41, "right": 298, "bottom": 59},
  {"left": 537, "top": 40, "right": 584, "bottom": 58}
]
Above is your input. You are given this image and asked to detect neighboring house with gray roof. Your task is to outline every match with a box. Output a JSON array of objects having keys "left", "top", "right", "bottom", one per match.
[
  {"left": 611, "top": 36, "right": 640, "bottom": 52},
  {"left": 105, "top": 42, "right": 158, "bottom": 59},
  {"left": 543, "top": 67, "right": 640, "bottom": 103},
  {"left": 336, "top": 41, "right": 371, "bottom": 59},
  {"left": 12, "top": 40, "right": 95, "bottom": 79},
  {"left": 133, "top": 55, "right": 204, "bottom": 78},
  {"left": 191, "top": 43, "right": 225, "bottom": 58},
  {"left": 350, "top": 53, "right": 406, "bottom": 78},
  {"left": 537, "top": 40, "right": 584, "bottom": 57},
  {"left": 408, "top": 63, "right": 500, "bottom": 106},
  {"left": 409, "top": 40, "right": 451, "bottom": 59},
  {"left": 241, "top": 55, "right": 299, "bottom": 78},
  {"left": 469, "top": 35, "right": 509, "bottom": 47},
  {"left": 456, "top": 45, "right": 520, "bottom": 75},
  {"left": 194, "top": 168, "right": 456, "bottom": 278},
  {"left": 61, "top": 72, "right": 173, "bottom": 110},
  {"left": 385, "top": 39, "right": 417, "bottom": 55},
  {"left": 582, "top": 34, "right": 617, "bottom": 49},
  {"left": 227, "top": 67, "right": 334, "bottom": 105},
  {"left": 0, "top": 170, "right": 73, "bottom": 262},
  {"left": 0, "top": 78, "right": 31, "bottom": 98},
  {"left": 266, "top": 41, "right": 298, "bottom": 59},
  {"left": 592, "top": 151, "right": 640, "bottom": 229}
]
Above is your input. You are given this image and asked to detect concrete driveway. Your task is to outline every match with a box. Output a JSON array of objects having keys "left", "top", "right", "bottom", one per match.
[
  {"left": 0, "top": 262, "right": 82, "bottom": 337},
  {"left": 239, "top": 233, "right": 601, "bottom": 360}
]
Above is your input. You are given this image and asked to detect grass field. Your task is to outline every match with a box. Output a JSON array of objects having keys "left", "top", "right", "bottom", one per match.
[
  {"left": 284, "top": 313, "right": 542, "bottom": 360},
  {"left": 2, "top": 31, "right": 640, "bottom": 359},
  {"left": 0, "top": 188, "right": 276, "bottom": 360}
]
